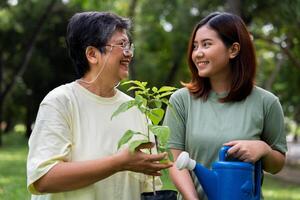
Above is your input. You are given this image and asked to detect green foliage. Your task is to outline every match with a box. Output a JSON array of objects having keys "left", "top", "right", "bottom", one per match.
[
  {"left": 112, "top": 80, "right": 176, "bottom": 155},
  {"left": 2, "top": 0, "right": 300, "bottom": 143}
]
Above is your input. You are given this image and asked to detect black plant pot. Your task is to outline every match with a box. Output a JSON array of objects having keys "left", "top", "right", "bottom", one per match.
[{"left": 141, "top": 190, "right": 177, "bottom": 200}]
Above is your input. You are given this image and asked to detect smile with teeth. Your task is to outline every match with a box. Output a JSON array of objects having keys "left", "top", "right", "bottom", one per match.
[
  {"left": 120, "top": 59, "right": 130, "bottom": 66},
  {"left": 196, "top": 61, "right": 209, "bottom": 67}
]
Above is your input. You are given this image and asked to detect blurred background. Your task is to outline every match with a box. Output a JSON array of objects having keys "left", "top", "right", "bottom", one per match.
[{"left": 0, "top": 0, "right": 299, "bottom": 199}]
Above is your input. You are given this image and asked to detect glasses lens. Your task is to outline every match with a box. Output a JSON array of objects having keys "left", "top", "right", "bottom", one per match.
[{"left": 123, "top": 43, "right": 134, "bottom": 57}]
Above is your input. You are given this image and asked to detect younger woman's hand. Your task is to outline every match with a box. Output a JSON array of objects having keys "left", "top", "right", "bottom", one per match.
[{"left": 223, "top": 140, "right": 272, "bottom": 163}]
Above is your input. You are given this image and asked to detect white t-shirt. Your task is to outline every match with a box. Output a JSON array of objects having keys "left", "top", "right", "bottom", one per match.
[{"left": 27, "top": 81, "right": 161, "bottom": 200}]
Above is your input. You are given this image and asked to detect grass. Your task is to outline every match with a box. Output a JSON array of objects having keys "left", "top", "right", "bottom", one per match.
[
  {"left": 0, "top": 130, "right": 30, "bottom": 200},
  {"left": 0, "top": 130, "right": 300, "bottom": 199},
  {"left": 263, "top": 175, "right": 300, "bottom": 200}
]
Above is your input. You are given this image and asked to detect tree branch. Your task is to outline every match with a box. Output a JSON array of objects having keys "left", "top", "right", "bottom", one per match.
[
  {"left": 1, "top": 0, "right": 57, "bottom": 101},
  {"left": 254, "top": 33, "right": 300, "bottom": 70}
]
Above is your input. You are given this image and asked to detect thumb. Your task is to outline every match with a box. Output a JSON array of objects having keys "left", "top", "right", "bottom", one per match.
[{"left": 223, "top": 140, "right": 237, "bottom": 146}]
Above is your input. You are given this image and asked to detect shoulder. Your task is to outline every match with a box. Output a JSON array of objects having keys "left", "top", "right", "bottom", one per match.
[
  {"left": 168, "top": 87, "right": 193, "bottom": 113},
  {"left": 170, "top": 87, "right": 190, "bottom": 102},
  {"left": 250, "top": 86, "right": 279, "bottom": 104},
  {"left": 41, "top": 82, "right": 75, "bottom": 106},
  {"left": 248, "top": 86, "right": 282, "bottom": 114},
  {"left": 117, "top": 89, "right": 134, "bottom": 102}
]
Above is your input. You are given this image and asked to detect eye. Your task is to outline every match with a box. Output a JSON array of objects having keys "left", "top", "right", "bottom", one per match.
[
  {"left": 203, "top": 41, "right": 211, "bottom": 48},
  {"left": 192, "top": 43, "right": 198, "bottom": 50}
]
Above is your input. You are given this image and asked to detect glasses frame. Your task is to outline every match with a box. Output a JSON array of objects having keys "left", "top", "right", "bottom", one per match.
[{"left": 105, "top": 42, "right": 134, "bottom": 57}]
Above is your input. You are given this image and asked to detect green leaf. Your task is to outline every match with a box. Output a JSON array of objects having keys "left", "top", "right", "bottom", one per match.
[
  {"left": 159, "top": 91, "right": 174, "bottom": 98},
  {"left": 148, "top": 108, "right": 164, "bottom": 125},
  {"left": 135, "top": 94, "right": 145, "bottom": 105},
  {"left": 122, "top": 80, "right": 147, "bottom": 89},
  {"left": 152, "top": 86, "right": 158, "bottom": 93},
  {"left": 117, "top": 130, "right": 146, "bottom": 149},
  {"left": 111, "top": 100, "right": 136, "bottom": 120},
  {"left": 149, "top": 125, "right": 170, "bottom": 145},
  {"left": 166, "top": 149, "right": 174, "bottom": 162},
  {"left": 128, "top": 139, "right": 150, "bottom": 152},
  {"left": 148, "top": 99, "right": 162, "bottom": 109},
  {"left": 117, "top": 130, "right": 135, "bottom": 149},
  {"left": 127, "top": 86, "right": 143, "bottom": 92},
  {"left": 158, "top": 86, "right": 177, "bottom": 93}
]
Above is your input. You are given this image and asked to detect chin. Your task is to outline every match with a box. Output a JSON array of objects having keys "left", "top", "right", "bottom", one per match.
[
  {"left": 119, "top": 72, "right": 129, "bottom": 80},
  {"left": 198, "top": 71, "right": 209, "bottom": 78}
]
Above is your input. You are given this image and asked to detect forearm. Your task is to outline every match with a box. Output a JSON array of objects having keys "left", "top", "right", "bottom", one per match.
[
  {"left": 171, "top": 149, "right": 199, "bottom": 200},
  {"left": 262, "top": 148, "right": 285, "bottom": 174},
  {"left": 34, "top": 153, "right": 123, "bottom": 193},
  {"left": 170, "top": 166, "right": 199, "bottom": 200}
]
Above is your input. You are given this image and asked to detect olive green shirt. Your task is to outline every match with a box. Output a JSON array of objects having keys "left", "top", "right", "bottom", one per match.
[{"left": 164, "top": 86, "right": 287, "bottom": 200}]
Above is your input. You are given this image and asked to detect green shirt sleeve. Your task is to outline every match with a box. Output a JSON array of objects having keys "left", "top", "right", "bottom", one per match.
[{"left": 262, "top": 97, "right": 287, "bottom": 154}]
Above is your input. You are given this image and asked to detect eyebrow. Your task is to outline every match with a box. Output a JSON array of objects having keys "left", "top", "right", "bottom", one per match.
[
  {"left": 113, "top": 38, "right": 130, "bottom": 44},
  {"left": 194, "top": 39, "right": 213, "bottom": 43}
]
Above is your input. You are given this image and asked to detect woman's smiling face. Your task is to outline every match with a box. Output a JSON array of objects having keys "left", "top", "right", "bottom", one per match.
[{"left": 192, "top": 25, "right": 232, "bottom": 81}]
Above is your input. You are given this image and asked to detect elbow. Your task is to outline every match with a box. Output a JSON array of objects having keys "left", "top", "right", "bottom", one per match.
[
  {"left": 33, "top": 178, "right": 50, "bottom": 193},
  {"left": 264, "top": 156, "right": 286, "bottom": 175},
  {"left": 268, "top": 165, "right": 283, "bottom": 175}
]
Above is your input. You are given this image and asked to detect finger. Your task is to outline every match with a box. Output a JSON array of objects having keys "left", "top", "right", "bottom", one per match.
[
  {"left": 223, "top": 140, "right": 238, "bottom": 146},
  {"left": 239, "top": 154, "right": 250, "bottom": 162},
  {"left": 147, "top": 152, "right": 168, "bottom": 162},
  {"left": 145, "top": 171, "right": 162, "bottom": 176},
  {"left": 226, "top": 144, "right": 240, "bottom": 157}
]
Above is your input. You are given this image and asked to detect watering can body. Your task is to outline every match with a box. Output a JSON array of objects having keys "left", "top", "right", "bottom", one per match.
[{"left": 176, "top": 146, "right": 261, "bottom": 200}]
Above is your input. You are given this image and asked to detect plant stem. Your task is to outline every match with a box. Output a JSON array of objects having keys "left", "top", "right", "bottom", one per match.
[{"left": 146, "top": 113, "right": 156, "bottom": 195}]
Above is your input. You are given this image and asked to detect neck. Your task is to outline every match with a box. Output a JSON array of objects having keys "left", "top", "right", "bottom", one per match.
[
  {"left": 78, "top": 78, "right": 117, "bottom": 97},
  {"left": 210, "top": 77, "right": 231, "bottom": 94}
]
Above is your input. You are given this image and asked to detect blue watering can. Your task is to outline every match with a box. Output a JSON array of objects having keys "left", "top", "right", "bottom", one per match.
[{"left": 176, "top": 146, "right": 261, "bottom": 200}]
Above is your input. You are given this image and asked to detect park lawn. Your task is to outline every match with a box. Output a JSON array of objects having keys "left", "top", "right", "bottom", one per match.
[
  {"left": 1, "top": 131, "right": 300, "bottom": 199},
  {"left": 263, "top": 175, "right": 300, "bottom": 200},
  {"left": 0, "top": 131, "right": 31, "bottom": 199}
]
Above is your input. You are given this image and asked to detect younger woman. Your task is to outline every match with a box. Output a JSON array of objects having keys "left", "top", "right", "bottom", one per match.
[{"left": 164, "top": 12, "right": 287, "bottom": 200}]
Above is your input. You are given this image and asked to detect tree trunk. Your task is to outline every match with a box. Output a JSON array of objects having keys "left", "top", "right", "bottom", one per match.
[
  {"left": 164, "top": 60, "right": 180, "bottom": 86},
  {"left": 0, "top": 0, "right": 57, "bottom": 146},
  {"left": 25, "top": 92, "right": 34, "bottom": 138},
  {"left": 264, "top": 56, "right": 283, "bottom": 90},
  {"left": 0, "top": 53, "right": 3, "bottom": 146}
]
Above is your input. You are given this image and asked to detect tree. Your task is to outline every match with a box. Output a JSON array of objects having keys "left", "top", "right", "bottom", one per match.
[{"left": 0, "top": 0, "right": 57, "bottom": 146}]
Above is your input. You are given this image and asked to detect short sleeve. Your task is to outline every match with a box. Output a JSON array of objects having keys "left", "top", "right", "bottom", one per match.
[
  {"left": 262, "top": 98, "right": 287, "bottom": 154},
  {"left": 164, "top": 90, "right": 187, "bottom": 150},
  {"left": 27, "top": 91, "right": 73, "bottom": 194}
]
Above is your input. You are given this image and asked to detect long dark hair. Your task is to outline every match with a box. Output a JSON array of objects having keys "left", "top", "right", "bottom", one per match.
[{"left": 183, "top": 12, "right": 256, "bottom": 102}]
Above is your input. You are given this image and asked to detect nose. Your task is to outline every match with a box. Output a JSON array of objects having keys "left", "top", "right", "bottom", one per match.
[
  {"left": 195, "top": 50, "right": 204, "bottom": 58},
  {"left": 123, "top": 50, "right": 133, "bottom": 58}
]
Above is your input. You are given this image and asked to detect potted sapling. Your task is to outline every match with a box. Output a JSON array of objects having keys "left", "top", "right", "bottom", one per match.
[{"left": 111, "top": 80, "right": 177, "bottom": 200}]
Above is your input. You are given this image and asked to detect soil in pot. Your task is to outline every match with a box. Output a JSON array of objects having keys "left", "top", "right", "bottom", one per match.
[{"left": 141, "top": 190, "right": 177, "bottom": 200}]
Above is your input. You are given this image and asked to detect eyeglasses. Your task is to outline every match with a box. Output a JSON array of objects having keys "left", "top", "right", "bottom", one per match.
[{"left": 105, "top": 42, "right": 134, "bottom": 57}]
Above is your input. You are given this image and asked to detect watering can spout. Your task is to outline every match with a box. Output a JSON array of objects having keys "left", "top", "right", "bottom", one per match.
[
  {"left": 176, "top": 147, "right": 262, "bottom": 200},
  {"left": 176, "top": 152, "right": 218, "bottom": 200}
]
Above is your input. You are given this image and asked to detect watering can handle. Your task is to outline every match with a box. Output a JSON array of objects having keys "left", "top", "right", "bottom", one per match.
[
  {"left": 219, "top": 146, "right": 231, "bottom": 161},
  {"left": 254, "top": 161, "right": 262, "bottom": 200}
]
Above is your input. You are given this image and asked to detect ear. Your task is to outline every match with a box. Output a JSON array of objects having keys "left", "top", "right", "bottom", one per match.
[
  {"left": 85, "top": 46, "right": 99, "bottom": 65},
  {"left": 229, "top": 42, "right": 240, "bottom": 59}
]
